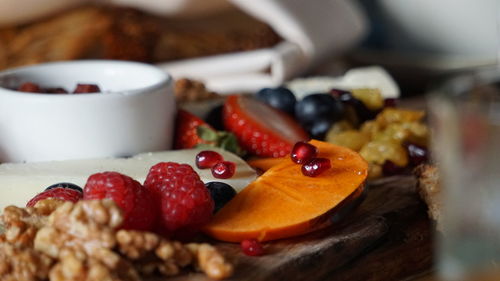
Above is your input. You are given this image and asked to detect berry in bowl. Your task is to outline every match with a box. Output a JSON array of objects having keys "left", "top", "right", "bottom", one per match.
[{"left": 0, "top": 60, "right": 175, "bottom": 163}]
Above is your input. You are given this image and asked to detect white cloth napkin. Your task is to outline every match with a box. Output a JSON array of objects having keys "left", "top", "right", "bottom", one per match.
[{"left": 158, "top": 0, "right": 368, "bottom": 93}]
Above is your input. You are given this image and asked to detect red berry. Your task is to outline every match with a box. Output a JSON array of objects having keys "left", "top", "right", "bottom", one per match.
[
  {"left": 18, "top": 82, "right": 41, "bottom": 93},
  {"left": 144, "top": 162, "right": 214, "bottom": 238},
  {"left": 384, "top": 98, "right": 398, "bottom": 108},
  {"left": 301, "top": 158, "right": 331, "bottom": 177},
  {"left": 241, "top": 239, "right": 265, "bottom": 256},
  {"left": 291, "top": 141, "right": 317, "bottom": 164},
  {"left": 84, "top": 172, "right": 156, "bottom": 231},
  {"left": 74, "top": 84, "right": 101, "bottom": 93},
  {"left": 211, "top": 161, "right": 236, "bottom": 179},
  {"left": 26, "top": 188, "right": 82, "bottom": 207},
  {"left": 196, "top": 150, "right": 224, "bottom": 169},
  {"left": 382, "top": 160, "right": 407, "bottom": 176}
]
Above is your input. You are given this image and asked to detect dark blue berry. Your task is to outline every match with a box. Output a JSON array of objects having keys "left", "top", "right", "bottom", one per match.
[
  {"left": 205, "top": 182, "right": 237, "bottom": 213},
  {"left": 295, "top": 93, "right": 343, "bottom": 130},
  {"left": 304, "top": 118, "right": 332, "bottom": 140},
  {"left": 205, "top": 104, "right": 225, "bottom": 130},
  {"left": 256, "top": 87, "right": 297, "bottom": 115},
  {"left": 45, "top": 182, "right": 83, "bottom": 193}
]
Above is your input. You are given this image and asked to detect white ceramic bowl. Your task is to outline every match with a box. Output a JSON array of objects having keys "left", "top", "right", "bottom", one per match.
[{"left": 0, "top": 60, "right": 175, "bottom": 163}]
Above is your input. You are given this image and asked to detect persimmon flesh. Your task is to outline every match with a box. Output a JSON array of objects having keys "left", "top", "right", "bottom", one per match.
[{"left": 204, "top": 140, "right": 368, "bottom": 242}]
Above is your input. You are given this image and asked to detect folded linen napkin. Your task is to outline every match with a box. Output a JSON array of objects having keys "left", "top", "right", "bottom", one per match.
[{"left": 158, "top": 0, "right": 368, "bottom": 93}]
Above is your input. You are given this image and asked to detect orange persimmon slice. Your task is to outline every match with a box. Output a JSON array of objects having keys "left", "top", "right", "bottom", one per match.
[
  {"left": 247, "top": 156, "right": 285, "bottom": 172},
  {"left": 204, "top": 140, "right": 368, "bottom": 242}
]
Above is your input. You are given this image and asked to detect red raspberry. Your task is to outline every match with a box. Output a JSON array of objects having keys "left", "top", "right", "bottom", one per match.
[
  {"left": 26, "top": 188, "right": 82, "bottom": 207},
  {"left": 83, "top": 172, "right": 156, "bottom": 231},
  {"left": 144, "top": 162, "right": 214, "bottom": 238}
]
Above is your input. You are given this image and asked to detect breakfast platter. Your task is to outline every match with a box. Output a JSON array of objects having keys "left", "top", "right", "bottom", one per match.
[{"left": 0, "top": 60, "right": 435, "bottom": 281}]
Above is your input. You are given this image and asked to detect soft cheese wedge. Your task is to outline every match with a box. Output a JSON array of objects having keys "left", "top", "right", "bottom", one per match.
[{"left": 0, "top": 148, "right": 257, "bottom": 210}]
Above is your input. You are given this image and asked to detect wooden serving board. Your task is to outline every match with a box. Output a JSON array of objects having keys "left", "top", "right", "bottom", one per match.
[{"left": 163, "top": 175, "right": 434, "bottom": 281}]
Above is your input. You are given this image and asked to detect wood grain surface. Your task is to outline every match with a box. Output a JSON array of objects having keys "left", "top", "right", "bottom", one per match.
[{"left": 161, "top": 175, "right": 434, "bottom": 281}]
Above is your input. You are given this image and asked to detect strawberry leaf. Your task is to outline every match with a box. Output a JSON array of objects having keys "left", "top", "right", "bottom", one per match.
[{"left": 197, "top": 126, "right": 218, "bottom": 142}]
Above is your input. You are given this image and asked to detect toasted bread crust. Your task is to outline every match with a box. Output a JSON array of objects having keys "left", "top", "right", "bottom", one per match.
[{"left": 0, "top": 5, "right": 281, "bottom": 71}]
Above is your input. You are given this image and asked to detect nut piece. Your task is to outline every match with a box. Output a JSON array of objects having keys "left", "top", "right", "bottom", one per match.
[
  {"left": 1, "top": 199, "right": 233, "bottom": 280},
  {"left": 188, "top": 243, "right": 234, "bottom": 280},
  {"left": 0, "top": 242, "right": 53, "bottom": 281},
  {"left": 1, "top": 204, "right": 49, "bottom": 247}
]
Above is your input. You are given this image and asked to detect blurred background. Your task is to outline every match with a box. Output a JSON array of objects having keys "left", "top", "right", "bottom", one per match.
[{"left": 1, "top": 0, "right": 497, "bottom": 95}]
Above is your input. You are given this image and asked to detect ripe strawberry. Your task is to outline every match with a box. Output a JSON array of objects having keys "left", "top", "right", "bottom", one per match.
[
  {"left": 26, "top": 188, "right": 82, "bottom": 207},
  {"left": 223, "top": 95, "right": 309, "bottom": 158},
  {"left": 84, "top": 172, "right": 156, "bottom": 231},
  {"left": 174, "top": 109, "right": 212, "bottom": 149},
  {"left": 144, "top": 162, "right": 214, "bottom": 238}
]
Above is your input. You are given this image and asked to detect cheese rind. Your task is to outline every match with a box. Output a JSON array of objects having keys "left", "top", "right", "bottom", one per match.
[{"left": 0, "top": 148, "right": 257, "bottom": 210}]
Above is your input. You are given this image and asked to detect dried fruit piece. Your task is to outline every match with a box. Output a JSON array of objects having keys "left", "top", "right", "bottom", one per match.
[
  {"left": 204, "top": 140, "right": 367, "bottom": 242},
  {"left": 375, "top": 108, "right": 425, "bottom": 126},
  {"left": 73, "top": 83, "right": 101, "bottom": 93},
  {"left": 326, "top": 130, "right": 369, "bottom": 152},
  {"left": 359, "top": 140, "right": 409, "bottom": 167},
  {"left": 351, "top": 88, "right": 384, "bottom": 111},
  {"left": 18, "top": 82, "right": 42, "bottom": 93}
]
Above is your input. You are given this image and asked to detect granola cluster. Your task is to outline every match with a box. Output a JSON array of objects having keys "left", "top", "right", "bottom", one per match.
[{"left": 0, "top": 199, "right": 232, "bottom": 281}]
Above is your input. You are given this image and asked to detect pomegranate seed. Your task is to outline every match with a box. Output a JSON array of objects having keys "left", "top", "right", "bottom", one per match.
[
  {"left": 384, "top": 98, "right": 398, "bottom": 108},
  {"left": 211, "top": 161, "right": 236, "bottom": 179},
  {"left": 301, "top": 158, "right": 331, "bottom": 177},
  {"left": 196, "top": 150, "right": 224, "bottom": 169},
  {"left": 74, "top": 84, "right": 101, "bottom": 93},
  {"left": 241, "top": 239, "right": 264, "bottom": 256},
  {"left": 18, "top": 82, "right": 41, "bottom": 93},
  {"left": 404, "top": 142, "right": 428, "bottom": 166},
  {"left": 382, "top": 160, "right": 406, "bottom": 176},
  {"left": 291, "top": 141, "right": 318, "bottom": 164}
]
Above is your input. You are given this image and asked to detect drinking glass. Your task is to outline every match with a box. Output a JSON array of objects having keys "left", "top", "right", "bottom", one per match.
[{"left": 428, "top": 68, "right": 500, "bottom": 280}]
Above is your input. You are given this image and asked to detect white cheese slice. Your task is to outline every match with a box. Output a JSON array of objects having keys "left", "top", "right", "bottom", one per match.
[
  {"left": 286, "top": 66, "right": 400, "bottom": 100},
  {"left": 0, "top": 148, "right": 257, "bottom": 210}
]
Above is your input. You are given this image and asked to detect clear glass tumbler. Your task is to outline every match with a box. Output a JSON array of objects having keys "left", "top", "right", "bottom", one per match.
[{"left": 428, "top": 68, "right": 500, "bottom": 280}]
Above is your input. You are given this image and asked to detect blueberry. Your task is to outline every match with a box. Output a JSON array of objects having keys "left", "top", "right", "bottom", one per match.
[
  {"left": 256, "top": 87, "right": 297, "bottom": 115},
  {"left": 205, "top": 182, "right": 237, "bottom": 213},
  {"left": 304, "top": 118, "right": 332, "bottom": 140},
  {"left": 295, "top": 93, "right": 344, "bottom": 126},
  {"left": 205, "top": 104, "right": 225, "bottom": 130},
  {"left": 45, "top": 182, "right": 83, "bottom": 193}
]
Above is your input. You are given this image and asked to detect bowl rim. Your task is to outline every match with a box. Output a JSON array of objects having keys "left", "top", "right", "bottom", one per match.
[{"left": 0, "top": 60, "right": 171, "bottom": 100}]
